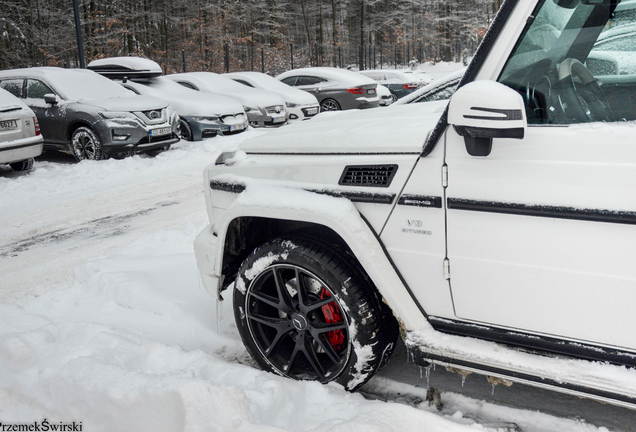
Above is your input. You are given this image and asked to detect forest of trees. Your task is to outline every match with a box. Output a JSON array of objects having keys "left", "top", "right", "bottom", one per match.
[{"left": 1, "top": 0, "right": 502, "bottom": 75}]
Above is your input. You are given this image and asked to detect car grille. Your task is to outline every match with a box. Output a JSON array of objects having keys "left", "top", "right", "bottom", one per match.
[
  {"left": 136, "top": 108, "right": 167, "bottom": 125},
  {"left": 137, "top": 132, "right": 176, "bottom": 145},
  {"left": 221, "top": 113, "right": 246, "bottom": 124},
  {"left": 339, "top": 165, "right": 398, "bottom": 187},
  {"left": 265, "top": 105, "right": 285, "bottom": 115}
]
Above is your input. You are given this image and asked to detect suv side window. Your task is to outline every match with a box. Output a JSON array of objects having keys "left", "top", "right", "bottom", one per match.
[
  {"left": 281, "top": 77, "right": 297, "bottom": 86},
  {"left": 27, "top": 79, "right": 54, "bottom": 99},
  {"left": 296, "top": 76, "right": 325, "bottom": 86},
  {"left": 0, "top": 79, "right": 25, "bottom": 98},
  {"left": 498, "top": 0, "right": 635, "bottom": 124},
  {"left": 234, "top": 79, "right": 255, "bottom": 88},
  {"left": 178, "top": 81, "right": 198, "bottom": 90}
]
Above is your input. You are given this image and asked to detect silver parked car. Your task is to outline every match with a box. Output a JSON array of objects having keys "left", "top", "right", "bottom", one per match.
[
  {"left": 166, "top": 72, "right": 288, "bottom": 127},
  {"left": 0, "top": 67, "right": 179, "bottom": 160},
  {"left": 277, "top": 67, "right": 380, "bottom": 111},
  {"left": 88, "top": 57, "right": 248, "bottom": 140},
  {"left": 0, "top": 87, "right": 43, "bottom": 171}
]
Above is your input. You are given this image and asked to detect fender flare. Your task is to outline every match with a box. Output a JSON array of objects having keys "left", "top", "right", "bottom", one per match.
[{"left": 194, "top": 183, "right": 429, "bottom": 332}]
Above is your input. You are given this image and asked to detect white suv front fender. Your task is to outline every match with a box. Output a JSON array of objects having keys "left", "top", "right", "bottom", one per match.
[{"left": 194, "top": 183, "right": 430, "bottom": 332}]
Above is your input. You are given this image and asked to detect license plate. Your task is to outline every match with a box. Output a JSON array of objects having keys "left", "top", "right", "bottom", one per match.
[
  {"left": 150, "top": 127, "right": 171, "bottom": 137},
  {"left": 367, "top": 89, "right": 376, "bottom": 94},
  {"left": 230, "top": 123, "right": 244, "bottom": 132},
  {"left": 0, "top": 120, "right": 17, "bottom": 131},
  {"left": 306, "top": 108, "right": 318, "bottom": 116}
]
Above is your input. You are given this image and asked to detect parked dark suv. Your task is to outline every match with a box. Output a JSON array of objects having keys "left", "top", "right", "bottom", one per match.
[{"left": 0, "top": 67, "right": 179, "bottom": 160}]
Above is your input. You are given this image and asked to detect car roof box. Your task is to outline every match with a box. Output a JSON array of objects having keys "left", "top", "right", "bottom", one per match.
[{"left": 87, "top": 57, "right": 163, "bottom": 79}]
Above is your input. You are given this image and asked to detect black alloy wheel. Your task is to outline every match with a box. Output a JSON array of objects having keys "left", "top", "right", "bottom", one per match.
[
  {"left": 320, "top": 99, "right": 341, "bottom": 111},
  {"left": 234, "top": 235, "right": 399, "bottom": 390},
  {"left": 177, "top": 118, "right": 193, "bottom": 141},
  {"left": 71, "top": 126, "right": 104, "bottom": 161}
]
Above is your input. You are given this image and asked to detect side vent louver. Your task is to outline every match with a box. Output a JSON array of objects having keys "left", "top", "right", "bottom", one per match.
[{"left": 339, "top": 164, "right": 398, "bottom": 188}]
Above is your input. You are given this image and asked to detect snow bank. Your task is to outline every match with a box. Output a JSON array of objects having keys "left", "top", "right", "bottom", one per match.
[{"left": 0, "top": 226, "right": 481, "bottom": 432}]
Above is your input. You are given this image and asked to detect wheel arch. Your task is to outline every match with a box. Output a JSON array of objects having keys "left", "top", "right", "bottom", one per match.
[
  {"left": 66, "top": 120, "right": 95, "bottom": 142},
  {"left": 196, "top": 193, "right": 429, "bottom": 332}
]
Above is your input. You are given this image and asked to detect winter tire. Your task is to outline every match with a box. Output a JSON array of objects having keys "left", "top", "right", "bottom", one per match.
[
  {"left": 234, "top": 235, "right": 399, "bottom": 390},
  {"left": 390, "top": 92, "right": 398, "bottom": 103},
  {"left": 9, "top": 158, "right": 34, "bottom": 171},
  {"left": 177, "top": 118, "right": 193, "bottom": 141},
  {"left": 320, "top": 99, "right": 341, "bottom": 111},
  {"left": 71, "top": 126, "right": 104, "bottom": 161}
]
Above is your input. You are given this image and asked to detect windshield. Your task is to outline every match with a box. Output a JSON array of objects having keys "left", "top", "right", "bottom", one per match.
[
  {"left": 53, "top": 71, "right": 135, "bottom": 101},
  {"left": 498, "top": 0, "right": 623, "bottom": 125}
]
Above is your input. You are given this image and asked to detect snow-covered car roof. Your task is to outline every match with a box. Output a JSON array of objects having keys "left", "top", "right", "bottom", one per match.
[
  {"left": 0, "top": 67, "right": 141, "bottom": 102},
  {"left": 88, "top": 56, "right": 163, "bottom": 78},
  {"left": 277, "top": 67, "right": 377, "bottom": 88},
  {"left": 225, "top": 71, "right": 318, "bottom": 106},
  {"left": 359, "top": 69, "right": 416, "bottom": 84},
  {"left": 392, "top": 68, "right": 466, "bottom": 105},
  {"left": 120, "top": 76, "right": 245, "bottom": 117},
  {"left": 166, "top": 72, "right": 286, "bottom": 108},
  {"left": 239, "top": 100, "right": 447, "bottom": 154}
]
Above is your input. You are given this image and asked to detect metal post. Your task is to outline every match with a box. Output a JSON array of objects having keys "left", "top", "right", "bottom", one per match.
[
  {"left": 373, "top": 45, "right": 376, "bottom": 69},
  {"left": 182, "top": 49, "right": 186, "bottom": 73},
  {"left": 72, "top": 0, "right": 85, "bottom": 68},
  {"left": 407, "top": 42, "right": 410, "bottom": 66},
  {"left": 368, "top": 45, "right": 371, "bottom": 70},
  {"left": 261, "top": 47, "right": 265, "bottom": 73},
  {"left": 394, "top": 45, "right": 397, "bottom": 69},
  {"left": 315, "top": 43, "right": 319, "bottom": 66},
  {"left": 290, "top": 43, "right": 294, "bottom": 69},
  {"left": 359, "top": 44, "right": 363, "bottom": 71},
  {"left": 226, "top": 44, "right": 230, "bottom": 72},
  {"left": 338, "top": 46, "right": 341, "bottom": 68},
  {"left": 419, "top": 41, "right": 422, "bottom": 63},
  {"left": 380, "top": 43, "right": 383, "bottom": 69}
]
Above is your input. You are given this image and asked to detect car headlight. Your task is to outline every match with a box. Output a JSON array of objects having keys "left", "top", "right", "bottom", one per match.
[
  {"left": 286, "top": 102, "right": 299, "bottom": 108},
  {"left": 191, "top": 115, "right": 221, "bottom": 122},
  {"left": 99, "top": 111, "right": 136, "bottom": 120},
  {"left": 243, "top": 106, "right": 258, "bottom": 113}
]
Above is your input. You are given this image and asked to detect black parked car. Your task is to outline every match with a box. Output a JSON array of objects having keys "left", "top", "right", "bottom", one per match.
[{"left": 0, "top": 67, "right": 179, "bottom": 161}]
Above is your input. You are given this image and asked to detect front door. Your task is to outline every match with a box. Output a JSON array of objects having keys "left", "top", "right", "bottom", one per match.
[{"left": 444, "top": 0, "right": 636, "bottom": 351}]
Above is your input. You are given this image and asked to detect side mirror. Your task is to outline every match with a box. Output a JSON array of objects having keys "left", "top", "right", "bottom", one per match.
[
  {"left": 44, "top": 93, "right": 58, "bottom": 105},
  {"left": 448, "top": 81, "right": 527, "bottom": 156}
]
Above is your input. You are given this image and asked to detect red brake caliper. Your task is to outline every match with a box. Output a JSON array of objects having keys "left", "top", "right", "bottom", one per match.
[{"left": 320, "top": 288, "right": 345, "bottom": 352}]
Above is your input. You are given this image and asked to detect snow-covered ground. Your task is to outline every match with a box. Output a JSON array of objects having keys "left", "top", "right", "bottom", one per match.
[{"left": 1, "top": 79, "right": 634, "bottom": 429}]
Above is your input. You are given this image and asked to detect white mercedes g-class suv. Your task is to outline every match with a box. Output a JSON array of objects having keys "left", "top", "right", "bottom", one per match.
[{"left": 195, "top": 0, "right": 636, "bottom": 409}]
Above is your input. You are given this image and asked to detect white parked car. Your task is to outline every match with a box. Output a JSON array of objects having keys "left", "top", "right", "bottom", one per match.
[
  {"left": 166, "top": 72, "right": 288, "bottom": 127},
  {"left": 88, "top": 57, "right": 248, "bottom": 140},
  {"left": 193, "top": 0, "right": 636, "bottom": 411},
  {"left": 392, "top": 68, "right": 466, "bottom": 105},
  {"left": 376, "top": 84, "right": 393, "bottom": 106},
  {"left": 226, "top": 72, "right": 320, "bottom": 121},
  {"left": 0, "top": 88, "right": 43, "bottom": 171}
]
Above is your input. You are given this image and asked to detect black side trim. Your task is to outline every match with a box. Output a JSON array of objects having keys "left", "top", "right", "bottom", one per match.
[
  {"left": 398, "top": 195, "right": 442, "bottom": 208},
  {"left": 453, "top": 125, "right": 524, "bottom": 139},
  {"left": 429, "top": 316, "right": 636, "bottom": 367},
  {"left": 447, "top": 198, "right": 636, "bottom": 225},
  {"left": 1, "top": 140, "right": 42, "bottom": 152},
  {"left": 421, "top": 0, "right": 520, "bottom": 157},
  {"left": 210, "top": 179, "right": 246, "bottom": 193},
  {"left": 209, "top": 179, "right": 395, "bottom": 205},
  {"left": 464, "top": 107, "right": 523, "bottom": 121},
  {"left": 408, "top": 346, "right": 636, "bottom": 408}
]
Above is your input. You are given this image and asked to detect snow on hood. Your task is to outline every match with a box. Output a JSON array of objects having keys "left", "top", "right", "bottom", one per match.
[
  {"left": 78, "top": 95, "right": 168, "bottom": 112},
  {"left": 167, "top": 72, "right": 286, "bottom": 109},
  {"left": 123, "top": 77, "right": 244, "bottom": 116},
  {"left": 239, "top": 100, "right": 448, "bottom": 154},
  {"left": 225, "top": 72, "right": 318, "bottom": 106}
]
